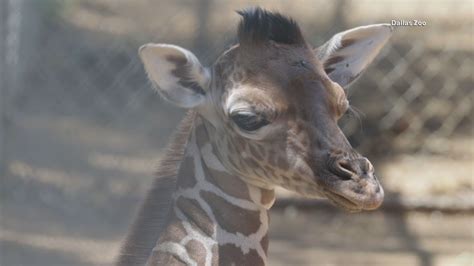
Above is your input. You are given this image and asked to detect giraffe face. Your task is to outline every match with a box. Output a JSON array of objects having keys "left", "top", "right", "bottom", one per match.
[
  {"left": 139, "top": 8, "right": 392, "bottom": 212},
  {"left": 208, "top": 43, "right": 384, "bottom": 212}
]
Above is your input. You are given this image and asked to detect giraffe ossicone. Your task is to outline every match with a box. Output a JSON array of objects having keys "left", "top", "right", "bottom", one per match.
[{"left": 118, "top": 7, "right": 393, "bottom": 266}]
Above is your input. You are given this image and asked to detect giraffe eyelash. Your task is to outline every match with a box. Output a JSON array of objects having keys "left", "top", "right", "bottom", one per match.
[{"left": 230, "top": 112, "right": 271, "bottom": 132}]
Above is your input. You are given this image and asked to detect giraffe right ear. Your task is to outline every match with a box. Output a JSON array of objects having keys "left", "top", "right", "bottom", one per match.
[
  {"left": 139, "top": 44, "right": 210, "bottom": 108},
  {"left": 316, "top": 24, "right": 393, "bottom": 88}
]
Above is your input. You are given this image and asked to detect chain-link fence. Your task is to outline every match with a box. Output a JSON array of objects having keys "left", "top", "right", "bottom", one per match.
[
  {"left": 1, "top": 1, "right": 473, "bottom": 265},
  {"left": 2, "top": 0, "right": 472, "bottom": 153}
]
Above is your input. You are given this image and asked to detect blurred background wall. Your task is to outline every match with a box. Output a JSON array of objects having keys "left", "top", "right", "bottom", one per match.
[{"left": 0, "top": 0, "right": 472, "bottom": 265}]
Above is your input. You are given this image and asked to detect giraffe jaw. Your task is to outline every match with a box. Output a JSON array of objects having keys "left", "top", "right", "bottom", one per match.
[
  {"left": 323, "top": 190, "right": 364, "bottom": 212},
  {"left": 319, "top": 174, "right": 384, "bottom": 212}
]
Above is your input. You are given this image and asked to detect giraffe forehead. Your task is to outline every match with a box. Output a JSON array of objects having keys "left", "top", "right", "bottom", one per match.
[
  {"left": 226, "top": 53, "right": 326, "bottom": 94},
  {"left": 211, "top": 45, "right": 345, "bottom": 126}
]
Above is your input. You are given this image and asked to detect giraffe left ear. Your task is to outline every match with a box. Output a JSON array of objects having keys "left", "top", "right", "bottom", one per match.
[{"left": 316, "top": 24, "right": 393, "bottom": 88}]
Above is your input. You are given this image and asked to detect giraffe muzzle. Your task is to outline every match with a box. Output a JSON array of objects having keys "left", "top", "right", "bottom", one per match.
[{"left": 322, "top": 154, "right": 384, "bottom": 211}]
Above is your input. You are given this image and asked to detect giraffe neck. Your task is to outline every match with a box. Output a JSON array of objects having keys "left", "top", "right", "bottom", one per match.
[{"left": 147, "top": 116, "right": 275, "bottom": 266}]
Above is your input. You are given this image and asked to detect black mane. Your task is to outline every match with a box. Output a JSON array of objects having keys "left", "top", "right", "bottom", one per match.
[{"left": 237, "top": 7, "right": 305, "bottom": 45}]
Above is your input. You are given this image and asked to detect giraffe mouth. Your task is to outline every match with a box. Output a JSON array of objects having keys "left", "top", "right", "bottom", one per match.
[
  {"left": 319, "top": 174, "right": 384, "bottom": 212},
  {"left": 323, "top": 189, "right": 363, "bottom": 212}
]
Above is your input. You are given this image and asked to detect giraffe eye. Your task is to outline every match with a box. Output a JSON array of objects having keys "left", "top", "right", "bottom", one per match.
[{"left": 230, "top": 112, "right": 270, "bottom": 132}]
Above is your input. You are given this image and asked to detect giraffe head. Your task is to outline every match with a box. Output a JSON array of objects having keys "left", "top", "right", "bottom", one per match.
[{"left": 139, "top": 8, "right": 392, "bottom": 212}]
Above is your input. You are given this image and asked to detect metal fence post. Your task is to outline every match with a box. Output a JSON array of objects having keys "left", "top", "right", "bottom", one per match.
[
  {"left": 0, "top": 0, "right": 23, "bottom": 178},
  {"left": 0, "top": 0, "right": 8, "bottom": 178}
]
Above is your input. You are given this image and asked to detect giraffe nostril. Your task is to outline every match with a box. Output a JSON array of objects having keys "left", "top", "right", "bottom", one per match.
[
  {"left": 327, "top": 155, "right": 373, "bottom": 181},
  {"left": 338, "top": 161, "right": 357, "bottom": 176},
  {"left": 327, "top": 159, "right": 354, "bottom": 180}
]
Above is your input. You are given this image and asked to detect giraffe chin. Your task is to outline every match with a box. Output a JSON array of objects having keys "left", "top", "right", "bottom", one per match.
[
  {"left": 323, "top": 190, "right": 363, "bottom": 213},
  {"left": 320, "top": 176, "right": 384, "bottom": 212}
]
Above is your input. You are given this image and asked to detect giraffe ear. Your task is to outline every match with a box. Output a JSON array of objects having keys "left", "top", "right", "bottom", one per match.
[
  {"left": 316, "top": 24, "right": 393, "bottom": 88},
  {"left": 139, "top": 44, "right": 210, "bottom": 108}
]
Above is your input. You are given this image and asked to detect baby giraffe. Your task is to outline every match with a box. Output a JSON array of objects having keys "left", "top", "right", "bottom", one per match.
[{"left": 118, "top": 7, "right": 392, "bottom": 266}]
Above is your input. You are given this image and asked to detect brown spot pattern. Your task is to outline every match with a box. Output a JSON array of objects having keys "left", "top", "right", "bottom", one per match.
[
  {"left": 157, "top": 213, "right": 187, "bottom": 243},
  {"left": 176, "top": 156, "right": 196, "bottom": 189},
  {"left": 201, "top": 191, "right": 261, "bottom": 235},
  {"left": 185, "top": 240, "right": 207, "bottom": 265},
  {"left": 219, "top": 244, "right": 264, "bottom": 266},
  {"left": 201, "top": 157, "right": 251, "bottom": 201},
  {"left": 176, "top": 197, "right": 214, "bottom": 237},
  {"left": 148, "top": 250, "right": 187, "bottom": 266},
  {"left": 211, "top": 244, "right": 219, "bottom": 265},
  {"left": 194, "top": 124, "right": 209, "bottom": 150}
]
